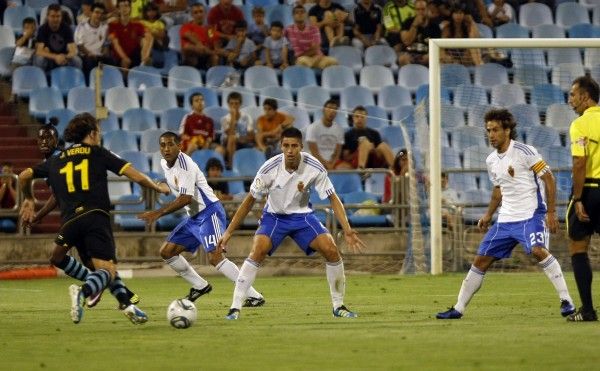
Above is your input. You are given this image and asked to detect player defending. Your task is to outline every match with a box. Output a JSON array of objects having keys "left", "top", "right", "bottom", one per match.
[
  {"left": 137, "top": 132, "right": 265, "bottom": 306},
  {"left": 217, "top": 127, "right": 366, "bottom": 320},
  {"left": 19, "top": 113, "right": 167, "bottom": 324},
  {"left": 436, "top": 108, "right": 575, "bottom": 319}
]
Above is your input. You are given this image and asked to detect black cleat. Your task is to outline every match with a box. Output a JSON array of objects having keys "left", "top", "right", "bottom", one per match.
[
  {"left": 186, "top": 284, "right": 213, "bottom": 302},
  {"left": 243, "top": 296, "right": 266, "bottom": 307},
  {"left": 566, "top": 308, "right": 598, "bottom": 322}
]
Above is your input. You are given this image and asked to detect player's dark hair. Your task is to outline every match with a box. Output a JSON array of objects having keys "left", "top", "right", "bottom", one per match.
[
  {"left": 189, "top": 92, "right": 204, "bottom": 106},
  {"left": 323, "top": 99, "right": 339, "bottom": 108},
  {"left": 270, "top": 21, "right": 283, "bottom": 29},
  {"left": 91, "top": 2, "right": 106, "bottom": 12},
  {"left": 160, "top": 131, "right": 181, "bottom": 144},
  {"left": 252, "top": 6, "right": 265, "bottom": 15},
  {"left": 573, "top": 76, "right": 600, "bottom": 103},
  {"left": 47, "top": 3, "right": 61, "bottom": 13},
  {"left": 263, "top": 98, "right": 278, "bottom": 110},
  {"left": 205, "top": 157, "right": 224, "bottom": 173},
  {"left": 22, "top": 17, "right": 36, "bottom": 26},
  {"left": 292, "top": 4, "right": 305, "bottom": 13},
  {"left": 227, "top": 91, "right": 242, "bottom": 103},
  {"left": 64, "top": 113, "right": 98, "bottom": 144},
  {"left": 40, "top": 117, "right": 60, "bottom": 139},
  {"left": 281, "top": 127, "right": 302, "bottom": 142},
  {"left": 484, "top": 108, "right": 517, "bottom": 140}
]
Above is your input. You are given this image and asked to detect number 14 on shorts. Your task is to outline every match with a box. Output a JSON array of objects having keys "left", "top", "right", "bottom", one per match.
[{"left": 204, "top": 234, "right": 217, "bottom": 247}]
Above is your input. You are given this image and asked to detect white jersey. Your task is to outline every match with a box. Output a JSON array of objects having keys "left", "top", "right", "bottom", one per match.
[
  {"left": 250, "top": 152, "right": 335, "bottom": 214},
  {"left": 74, "top": 21, "right": 108, "bottom": 56},
  {"left": 305, "top": 120, "right": 345, "bottom": 161},
  {"left": 486, "top": 140, "right": 549, "bottom": 222},
  {"left": 161, "top": 152, "right": 220, "bottom": 216}
]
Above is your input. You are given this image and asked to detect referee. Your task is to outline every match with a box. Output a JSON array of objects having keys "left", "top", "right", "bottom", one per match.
[{"left": 567, "top": 76, "right": 600, "bottom": 322}]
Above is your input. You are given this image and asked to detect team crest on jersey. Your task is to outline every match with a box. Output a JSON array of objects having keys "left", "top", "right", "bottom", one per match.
[
  {"left": 508, "top": 165, "right": 514, "bottom": 177},
  {"left": 174, "top": 176, "right": 178, "bottom": 188},
  {"left": 297, "top": 181, "right": 305, "bottom": 192}
]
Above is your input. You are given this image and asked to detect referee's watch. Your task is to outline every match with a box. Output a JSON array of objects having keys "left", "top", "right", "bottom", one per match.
[{"left": 572, "top": 197, "right": 582, "bottom": 203}]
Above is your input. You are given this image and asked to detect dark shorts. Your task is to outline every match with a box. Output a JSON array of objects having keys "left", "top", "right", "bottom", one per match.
[
  {"left": 55, "top": 210, "right": 117, "bottom": 262},
  {"left": 567, "top": 186, "right": 600, "bottom": 240}
]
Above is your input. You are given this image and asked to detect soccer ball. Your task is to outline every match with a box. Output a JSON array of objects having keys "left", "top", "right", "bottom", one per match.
[{"left": 167, "top": 299, "right": 197, "bottom": 329}]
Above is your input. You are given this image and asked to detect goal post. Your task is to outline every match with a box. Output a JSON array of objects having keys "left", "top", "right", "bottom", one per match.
[{"left": 428, "top": 38, "right": 600, "bottom": 275}]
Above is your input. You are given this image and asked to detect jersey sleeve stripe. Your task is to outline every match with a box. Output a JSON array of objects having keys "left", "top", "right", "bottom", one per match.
[
  {"left": 259, "top": 158, "right": 282, "bottom": 174},
  {"left": 178, "top": 154, "right": 188, "bottom": 170},
  {"left": 514, "top": 143, "right": 534, "bottom": 155},
  {"left": 326, "top": 188, "right": 334, "bottom": 196},
  {"left": 303, "top": 158, "right": 326, "bottom": 172},
  {"left": 118, "top": 162, "right": 131, "bottom": 175}
]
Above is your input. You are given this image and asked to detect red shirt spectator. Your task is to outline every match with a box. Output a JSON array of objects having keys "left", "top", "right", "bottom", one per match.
[
  {"left": 108, "top": 20, "right": 146, "bottom": 62},
  {"left": 180, "top": 22, "right": 219, "bottom": 49},
  {"left": 179, "top": 112, "right": 215, "bottom": 154},
  {"left": 207, "top": 0, "right": 245, "bottom": 39}
]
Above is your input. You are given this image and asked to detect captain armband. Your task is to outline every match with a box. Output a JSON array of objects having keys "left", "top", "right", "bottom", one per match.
[{"left": 531, "top": 160, "right": 549, "bottom": 176}]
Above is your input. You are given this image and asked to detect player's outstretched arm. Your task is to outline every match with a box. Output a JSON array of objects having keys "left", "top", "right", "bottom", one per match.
[
  {"left": 17, "top": 168, "right": 36, "bottom": 226},
  {"left": 27, "top": 194, "right": 57, "bottom": 227},
  {"left": 478, "top": 186, "right": 502, "bottom": 232},
  {"left": 329, "top": 193, "right": 366, "bottom": 253},
  {"left": 217, "top": 193, "right": 256, "bottom": 251},
  {"left": 137, "top": 194, "right": 192, "bottom": 225},
  {"left": 539, "top": 170, "right": 559, "bottom": 233},
  {"left": 122, "top": 166, "right": 169, "bottom": 195}
]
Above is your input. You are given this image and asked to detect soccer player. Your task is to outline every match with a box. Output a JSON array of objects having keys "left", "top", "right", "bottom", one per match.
[
  {"left": 217, "top": 127, "right": 366, "bottom": 320},
  {"left": 566, "top": 76, "right": 600, "bottom": 322},
  {"left": 19, "top": 113, "right": 167, "bottom": 324},
  {"left": 137, "top": 132, "right": 265, "bottom": 306},
  {"left": 436, "top": 108, "right": 575, "bottom": 320}
]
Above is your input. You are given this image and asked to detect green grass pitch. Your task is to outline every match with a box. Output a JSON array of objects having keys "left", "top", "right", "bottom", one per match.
[{"left": 0, "top": 273, "right": 598, "bottom": 370}]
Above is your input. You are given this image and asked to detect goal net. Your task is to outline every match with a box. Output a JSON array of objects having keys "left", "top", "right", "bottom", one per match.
[{"left": 427, "top": 38, "right": 600, "bottom": 274}]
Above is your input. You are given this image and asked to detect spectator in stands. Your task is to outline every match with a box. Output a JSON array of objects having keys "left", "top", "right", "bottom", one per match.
[
  {"left": 460, "top": 0, "right": 493, "bottom": 27},
  {"left": 225, "top": 20, "right": 257, "bottom": 68},
  {"left": 75, "top": 3, "right": 110, "bottom": 77},
  {"left": 179, "top": 92, "right": 224, "bottom": 156},
  {"left": 308, "top": 0, "right": 349, "bottom": 48},
  {"left": 306, "top": 99, "right": 345, "bottom": 170},
  {"left": 256, "top": 98, "right": 295, "bottom": 158},
  {"left": 337, "top": 106, "right": 394, "bottom": 171},
  {"left": 0, "top": 162, "right": 17, "bottom": 233},
  {"left": 207, "top": 0, "right": 245, "bottom": 42},
  {"left": 248, "top": 6, "right": 268, "bottom": 48},
  {"left": 487, "top": 0, "right": 513, "bottom": 27},
  {"left": 352, "top": 0, "right": 385, "bottom": 51},
  {"left": 140, "top": 2, "right": 168, "bottom": 68},
  {"left": 441, "top": 171, "right": 460, "bottom": 229},
  {"left": 128, "top": 0, "right": 146, "bottom": 20},
  {"left": 221, "top": 91, "right": 255, "bottom": 168},
  {"left": 156, "top": 0, "right": 188, "bottom": 26},
  {"left": 180, "top": 3, "right": 223, "bottom": 70},
  {"left": 108, "top": 0, "right": 153, "bottom": 69},
  {"left": 206, "top": 158, "right": 233, "bottom": 202},
  {"left": 77, "top": 0, "right": 93, "bottom": 25},
  {"left": 11, "top": 17, "right": 37, "bottom": 69},
  {"left": 261, "top": 21, "right": 290, "bottom": 69},
  {"left": 397, "top": 0, "right": 440, "bottom": 66},
  {"left": 382, "top": 0, "right": 414, "bottom": 51},
  {"left": 34, "top": 4, "right": 82, "bottom": 71},
  {"left": 383, "top": 148, "right": 408, "bottom": 203},
  {"left": 285, "top": 5, "right": 338, "bottom": 69},
  {"left": 441, "top": 4, "right": 482, "bottom": 66}
]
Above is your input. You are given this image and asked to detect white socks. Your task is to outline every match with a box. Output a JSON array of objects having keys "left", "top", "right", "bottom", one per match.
[
  {"left": 231, "top": 259, "right": 260, "bottom": 309},
  {"left": 165, "top": 255, "right": 209, "bottom": 290},
  {"left": 326, "top": 260, "right": 346, "bottom": 309},
  {"left": 216, "top": 258, "right": 262, "bottom": 299},
  {"left": 455, "top": 265, "right": 485, "bottom": 313},
  {"left": 539, "top": 255, "right": 573, "bottom": 303}
]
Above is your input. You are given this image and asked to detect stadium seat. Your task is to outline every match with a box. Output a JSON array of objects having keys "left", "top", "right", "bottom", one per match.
[
  {"left": 168, "top": 66, "right": 203, "bottom": 96},
  {"left": 531, "top": 84, "right": 565, "bottom": 112},
  {"left": 476, "top": 23, "right": 493, "bottom": 38},
  {"left": 441, "top": 64, "right": 471, "bottom": 89},
  {"left": 67, "top": 86, "right": 95, "bottom": 113},
  {"left": 105, "top": 87, "right": 140, "bottom": 116},
  {"left": 241, "top": 105, "right": 262, "bottom": 123},
  {"left": 524, "top": 126, "right": 561, "bottom": 147},
  {"left": 495, "top": 23, "right": 529, "bottom": 38},
  {"left": 360, "top": 65, "right": 394, "bottom": 94},
  {"left": 0, "top": 46, "right": 14, "bottom": 77},
  {"left": 364, "top": 105, "right": 389, "bottom": 129},
  {"left": 29, "top": 86, "right": 64, "bottom": 118},
  {"left": 364, "top": 172, "right": 386, "bottom": 197},
  {"left": 510, "top": 49, "right": 546, "bottom": 68},
  {"left": 279, "top": 106, "right": 311, "bottom": 130},
  {"left": 282, "top": 66, "right": 317, "bottom": 95},
  {"left": 397, "top": 64, "right": 429, "bottom": 93},
  {"left": 467, "top": 104, "right": 495, "bottom": 127},
  {"left": 557, "top": 2, "right": 590, "bottom": 29},
  {"left": 161, "top": 107, "right": 187, "bottom": 131},
  {"left": 546, "top": 103, "right": 578, "bottom": 131},
  {"left": 552, "top": 63, "right": 586, "bottom": 91},
  {"left": 513, "top": 64, "right": 549, "bottom": 89},
  {"left": 26, "top": 0, "right": 56, "bottom": 14},
  {"left": 191, "top": 149, "right": 226, "bottom": 171},
  {"left": 103, "top": 130, "right": 138, "bottom": 152},
  {"left": 151, "top": 151, "right": 164, "bottom": 174},
  {"left": 447, "top": 172, "right": 478, "bottom": 191},
  {"left": 454, "top": 84, "right": 488, "bottom": 108},
  {"left": 244, "top": 66, "right": 279, "bottom": 92},
  {"left": 50, "top": 66, "right": 86, "bottom": 96},
  {"left": 519, "top": 2, "right": 553, "bottom": 29},
  {"left": 441, "top": 104, "right": 465, "bottom": 128},
  {"left": 3, "top": 6, "right": 37, "bottom": 34},
  {"left": 364, "top": 45, "right": 397, "bottom": 70},
  {"left": 584, "top": 48, "right": 600, "bottom": 69},
  {"left": 204, "top": 106, "right": 228, "bottom": 130},
  {"left": 0, "top": 26, "right": 15, "bottom": 48},
  {"left": 321, "top": 65, "right": 356, "bottom": 94},
  {"left": 128, "top": 66, "right": 163, "bottom": 93},
  {"left": 329, "top": 45, "right": 363, "bottom": 74},
  {"left": 12, "top": 65, "right": 47, "bottom": 98},
  {"left": 474, "top": 63, "right": 509, "bottom": 90},
  {"left": 340, "top": 85, "right": 375, "bottom": 111},
  {"left": 205, "top": 65, "right": 236, "bottom": 88},
  {"left": 380, "top": 126, "right": 405, "bottom": 148},
  {"left": 297, "top": 85, "right": 331, "bottom": 113},
  {"left": 265, "top": 4, "right": 294, "bottom": 26},
  {"left": 100, "top": 112, "right": 119, "bottom": 132},
  {"left": 122, "top": 108, "right": 158, "bottom": 135},
  {"left": 461, "top": 189, "right": 492, "bottom": 224},
  {"left": 220, "top": 86, "right": 257, "bottom": 108},
  {"left": 232, "top": 148, "right": 266, "bottom": 177},
  {"left": 259, "top": 85, "right": 294, "bottom": 108},
  {"left": 310, "top": 190, "right": 330, "bottom": 224},
  {"left": 119, "top": 150, "right": 151, "bottom": 173},
  {"left": 89, "top": 65, "right": 125, "bottom": 93},
  {"left": 538, "top": 145, "right": 572, "bottom": 169},
  {"left": 450, "top": 126, "right": 487, "bottom": 150},
  {"left": 377, "top": 85, "right": 412, "bottom": 112},
  {"left": 114, "top": 194, "right": 146, "bottom": 230},
  {"left": 508, "top": 104, "right": 541, "bottom": 128},
  {"left": 547, "top": 48, "right": 583, "bottom": 67},
  {"left": 155, "top": 195, "right": 185, "bottom": 231},
  {"left": 183, "top": 86, "right": 219, "bottom": 109},
  {"left": 442, "top": 147, "right": 462, "bottom": 169},
  {"left": 462, "top": 145, "right": 490, "bottom": 169},
  {"left": 532, "top": 24, "right": 566, "bottom": 38},
  {"left": 222, "top": 169, "right": 245, "bottom": 195},
  {"left": 142, "top": 86, "right": 178, "bottom": 115},
  {"left": 391, "top": 105, "right": 416, "bottom": 127},
  {"left": 46, "top": 108, "right": 75, "bottom": 134},
  {"left": 415, "top": 84, "right": 451, "bottom": 104},
  {"left": 140, "top": 129, "right": 164, "bottom": 154},
  {"left": 568, "top": 23, "right": 600, "bottom": 38},
  {"left": 490, "top": 84, "right": 525, "bottom": 107},
  {"left": 329, "top": 173, "right": 363, "bottom": 194},
  {"left": 167, "top": 24, "right": 182, "bottom": 53},
  {"left": 343, "top": 191, "right": 388, "bottom": 227}
]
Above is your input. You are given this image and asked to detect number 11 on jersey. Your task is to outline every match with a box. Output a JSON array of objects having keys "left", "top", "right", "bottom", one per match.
[{"left": 59, "top": 159, "right": 89, "bottom": 193}]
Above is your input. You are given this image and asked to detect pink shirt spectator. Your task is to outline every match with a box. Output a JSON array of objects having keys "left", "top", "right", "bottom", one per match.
[{"left": 285, "top": 23, "right": 322, "bottom": 57}]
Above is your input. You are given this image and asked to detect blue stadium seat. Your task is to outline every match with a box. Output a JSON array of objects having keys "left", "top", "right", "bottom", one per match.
[
  {"left": 244, "top": 65, "right": 279, "bottom": 92},
  {"left": 142, "top": 86, "right": 178, "bottom": 115},
  {"left": 100, "top": 112, "right": 119, "bottom": 132},
  {"left": 46, "top": 108, "right": 75, "bottom": 135},
  {"left": 364, "top": 105, "right": 389, "bottom": 129},
  {"left": 364, "top": 172, "right": 386, "bottom": 197},
  {"left": 532, "top": 24, "right": 566, "bottom": 38},
  {"left": 547, "top": 48, "right": 583, "bottom": 66},
  {"left": 545, "top": 103, "right": 578, "bottom": 131},
  {"left": 415, "top": 84, "right": 451, "bottom": 104},
  {"left": 205, "top": 65, "right": 236, "bottom": 88},
  {"left": 241, "top": 105, "right": 263, "bottom": 123},
  {"left": 359, "top": 65, "right": 394, "bottom": 94},
  {"left": 380, "top": 126, "right": 405, "bottom": 148},
  {"left": 364, "top": 45, "right": 397, "bottom": 70},
  {"left": 519, "top": 2, "right": 553, "bottom": 29},
  {"left": 397, "top": 64, "right": 428, "bottom": 93},
  {"left": 104, "top": 129, "right": 138, "bottom": 152},
  {"left": 552, "top": 63, "right": 586, "bottom": 91},
  {"left": 105, "top": 87, "right": 140, "bottom": 116},
  {"left": 476, "top": 23, "right": 493, "bottom": 38},
  {"left": 467, "top": 104, "right": 494, "bottom": 127},
  {"left": 531, "top": 84, "right": 565, "bottom": 112},
  {"left": 89, "top": 65, "right": 125, "bottom": 93},
  {"left": 343, "top": 191, "right": 388, "bottom": 227},
  {"left": 3, "top": 6, "right": 37, "bottom": 34},
  {"left": 29, "top": 86, "right": 64, "bottom": 118},
  {"left": 220, "top": 86, "right": 256, "bottom": 108},
  {"left": 0, "top": 26, "right": 15, "bottom": 48},
  {"left": 568, "top": 23, "right": 600, "bottom": 38},
  {"left": 25, "top": 0, "right": 56, "bottom": 14},
  {"left": 329, "top": 45, "right": 363, "bottom": 74},
  {"left": 495, "top": 23, "right": 529, "bottom": 38},
  {"left": 454, "top": 84, "right": 488, "bottom": 108},
  {"left": 140, "top": 129, "right": 164, "bottom": 154},
  {"left": 151, "top": 151, "right": 164, "bottom": 175},
  {"left": 441, "top": 64, "right": 470, "bottom": 89},
  {"left": 490, "top": 84, "right": 525, "bottom": 107},
  {"left": 441, "top": 104, "right": 465, "bottom": 128},
  {"left": 556, "top": 2, "right": 590, "bottom": 29},
  {"left": 67, "top": 86, "right": 95, "bottom": 113},
  {"left": 510, "top": 49, "right": 546, "bottom": 68},
  {"left": 183, "top": 86, "right": 219, "bottom": 109},
  {"left": 155, "top": 195, "right": 185, "bottom": 231},
  {"left": 232, "top": 148, "right": 266, "bottom": 177},
  {"left": 191, "top": 149, "right": 226, "bottom": 171},
  {"left": 340, "top": 85, "right": 375, "bottom": 111},
  {"left": 297, "top": 86, "right": 329, "bottom": 114},
  {"left": 329, "top": 173, "right": 363, "bottom": 194},
  {"left": 246, "top": 0, "right": 278, "bottom": 7},
  {"left": 474, "top": 63, "right": 509, "bottom": 90},
  {"left": 12, "top": 65, "right": 47, "bottom": 98},
  {"left": 265, "top": 4, "right": 294, "bottom": 26},
  {"left": 310, "top": 189, "right": 330, "bottom": 224},
  {"left": 378, "top": 85, "right": 412, "bottom": 112},
  {"left": 508, "top": 104, "right": 541, "bottom": 128},
  {"left": 119, "top": 150, "right": 151, "bottom": 173},
  {"left": 442, "top": 147, "right": 462, "bottom": 169},
  {"left": 321, "top": 65, "right": 356, "bottom": 94},
  {"left": 128, "top": 66, "right": 164, "bottom": 93},
  {"left": 167, "top": 24, "right": 182, "bottom": 53},
  {"left": 161, "top": 107, "right": 188, "bottom": 131},
  {"left": 462, "top": 145, "right": 490, "bottom": 169},
  {"left": 168, "top": 65, "right": 203, "bottom": 96},
  {"left": 447, "top": 172, "right": 478, "bottom": 191},
  {"left": 279, "top": 106, "right": 311, "bottom": 130},
  {"left": 461, "top": 189, "right": 492, "bottom": 224},
  {"left": 122, "top": 108, "right": 158, "bottom": 135},
  {"left": 114, "top": 194, "right": 146, "bottom": 230},
  {"left": 259, "top": 85, "right": 294, "bottom": 108},
  {"left": 523, "top": 126, "right": 561, "bottom": 147},
  {"left": 584, "top": 48, "right": 600, "bottom": 69},
  {"left": 450, "top": 126, "right": 487, "bottom": 150},
  {"left": 391, "top": 105, "right": 416, "bottom": 126},
  {"left": 282, "top": 66, "right": 317, "bottom": 95},
  {"left": 50, "top": 66, "right": 86, "bottom": 96},
  {"left": 222, "top": 169, "right": 245, "bottom": 195},
  {"left": 538, "top": 146, "right": 572, "bottom": 169},
  {"left": 513, "top": 64, "right": 549, "bottom": 89},
  {"left": 204, "top": 106, "right": 228, "bottom": 130},
  {"left": 0, "top": 46, "right": 14, "bottom": 77}
]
